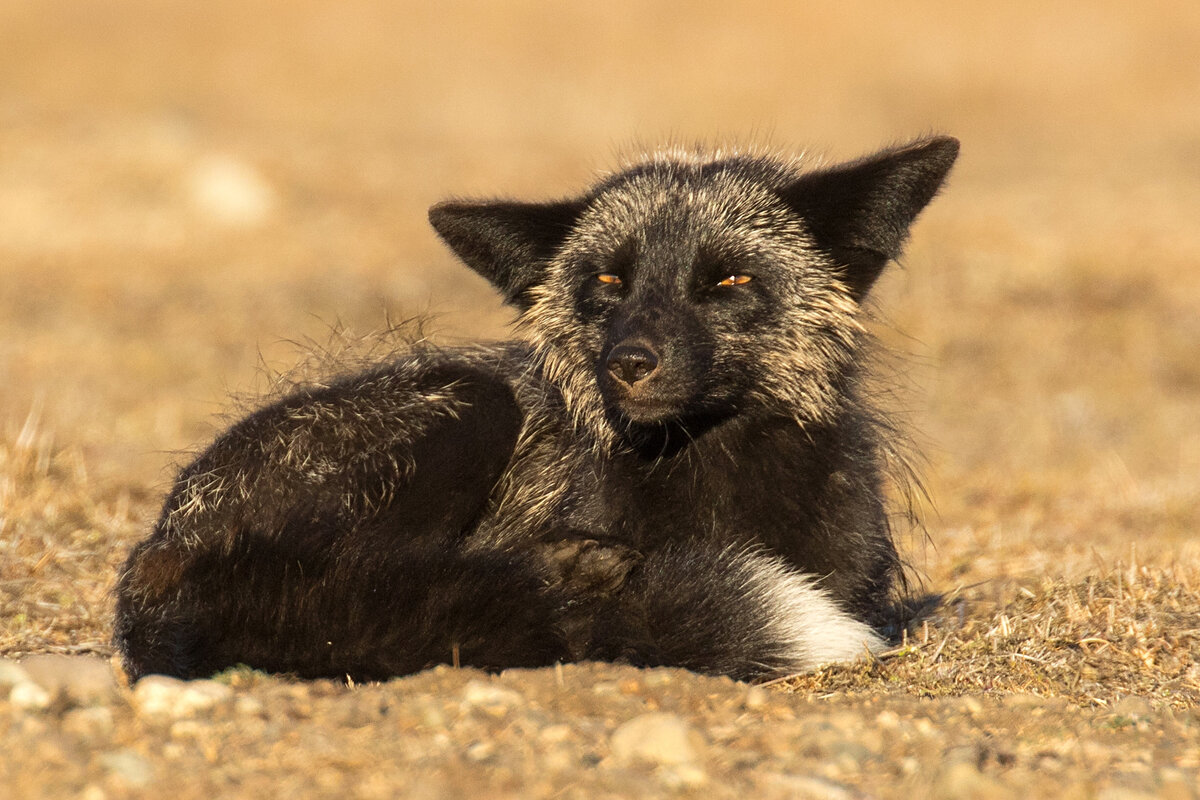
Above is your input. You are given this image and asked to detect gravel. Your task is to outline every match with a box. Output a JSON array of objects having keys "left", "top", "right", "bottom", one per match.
[{"left": 3, "top": 655, "right": 1198, "bottom": 799}]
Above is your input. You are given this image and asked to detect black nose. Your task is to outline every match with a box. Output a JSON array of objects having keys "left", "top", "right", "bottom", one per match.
[{"left": 606, "top": 344, "right": 659, "bottom": 386}]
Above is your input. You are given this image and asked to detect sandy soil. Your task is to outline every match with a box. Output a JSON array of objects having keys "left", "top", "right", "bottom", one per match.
[{"left": 2, "top": 1, "right": 1199, "bottom": 797}]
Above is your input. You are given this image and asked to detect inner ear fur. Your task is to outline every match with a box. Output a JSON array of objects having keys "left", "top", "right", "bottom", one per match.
[
  {"left": 428, "top": 199, "right": 587, "bottom": 309},
  {"left": 781, "top": 136, "right": 959, "bottom": 299}
]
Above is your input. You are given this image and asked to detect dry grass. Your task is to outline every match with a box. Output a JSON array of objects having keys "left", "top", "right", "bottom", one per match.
[
  {"left": 0, "top": 410, "right": 145, "bottom": 657},
  {"left": 786, "top": 565, "right": 1200, "bottom": 708}
]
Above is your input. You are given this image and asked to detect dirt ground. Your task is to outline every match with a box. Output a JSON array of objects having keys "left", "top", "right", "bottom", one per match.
[{"left": 2, "top": 1, "right": 1199, "bottom": 797}]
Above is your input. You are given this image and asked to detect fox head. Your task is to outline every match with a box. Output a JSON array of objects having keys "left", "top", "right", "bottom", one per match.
[{"left": 430, "top": 137, "right": 958, "bottom": 450}]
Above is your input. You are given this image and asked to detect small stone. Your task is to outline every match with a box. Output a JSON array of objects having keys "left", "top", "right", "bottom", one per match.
[
  {"left": 234, "top": 695, "right": 264, "bottom": 717},
  {"left": 944, "top": 744, "right": 981, "bottom": 765},
  {"left": 1157, "top": 770, "right": 1197, "bottom": 800},
  {"left": 959, "top": 696, "right": 984, "bottom": 715},
  {"left": 0, "top": 659, "right": 32, "bottom": 688},
  {"left": 1004, "top": 692, "right": 1047, "bottom": 709},
  {"left": 1097, "top": 788, "right": 1161, "bottom": 800},
  {"left": 79, "top": 784, "right": 107, "bottom": 800},
  {"left": 541, "top": 747, "right": 574, "bottom": 773},
  {"left": 9, "top": 680, "right": 52, "bottom": 711},
  {"left": 465, "top": 740, "right": 496, "bottom": 762},
  {"left": 828, "top": 712, "right": 863, "bottom": 734},
  {"left": 99, "top": 749, "right": 155, "bottom": 787},
  {"left": 659, "top": 764, "right": 708, "bottom": 789},
  {"left": 539, "top": 724, "right": 572, "bottom": 743},
  {"left": 761, "top": 773, "right": 857, "bottom": 799},
  {"left": 285, "top": 684, "right": 311, "bottom": 700},
  {"left": 132, "top": 676, "right": 233, "bottom": 719},
  {"left": 828, "top": 739, "right": 873, "bottom": 767},
  {"left": 14, "top": 714, "right": 49, "bottom": 736},
  {"left": 743, "top": 685, "right": 769, "bottom": 710},
  {"left": 1112, "top": 695, "right": 1154, "bottom": 719},
  {"left": 610, "top": 712, "right": 705, "bottom": 767},
  {"left": 62, "top": 707, "right": 116, "bottom": 739},
  {"left": 20, "top": 655, "right": 119, "bottom": 705},
  {"left": 414, "top": 697, "right": 446, "bottom": 728},
  {"left": 875, "top": 710, "right": 901, "bottom": 728},
  {"left": 643, "top": 671, "right": 674, "bottom": 687},
  {"left": 461, "top": 680, "right": 522, "bottom": 715},
  {"left": 169, "top": 719, "right": 207, "bottom": 740},
  {"left": 187, "top": 153, "right": 276, "bottom": 227},
  {"left": 933, "top": 760, "right": 1015, "bottom": 800}
]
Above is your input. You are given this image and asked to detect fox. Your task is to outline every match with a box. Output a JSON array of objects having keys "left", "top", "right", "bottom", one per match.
[{"left": 113, "top": 136, "right": 959, "bottom": 683}]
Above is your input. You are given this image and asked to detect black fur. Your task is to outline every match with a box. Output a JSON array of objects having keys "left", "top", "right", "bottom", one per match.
[{"left": 114, "top": 137, "right": 959, "bottom": 682}]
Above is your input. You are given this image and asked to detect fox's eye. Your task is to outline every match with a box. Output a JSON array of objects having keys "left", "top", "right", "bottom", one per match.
[
  {"left": 596, "top": 273, "right": 623, "bottom": 286},
  {"left": 716, "top": 274, "right": 753, "bottom": 287}
]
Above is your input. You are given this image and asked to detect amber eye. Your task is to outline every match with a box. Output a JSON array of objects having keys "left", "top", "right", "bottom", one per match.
[
  {"left": 596, "top": 273, "right": 623, "bottom": 286},
  {"left": 716, "top": 274, "right": 753, "bottom": 287}
]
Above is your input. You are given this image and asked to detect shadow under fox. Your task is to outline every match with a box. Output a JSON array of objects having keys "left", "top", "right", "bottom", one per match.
[{"left": 114, "top": 136, "right": 959, "bottom": 682}]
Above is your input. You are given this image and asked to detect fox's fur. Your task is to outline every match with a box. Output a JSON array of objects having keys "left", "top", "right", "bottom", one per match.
[{"left": 114, "top": 136, "right": 959, "bottom": 683}]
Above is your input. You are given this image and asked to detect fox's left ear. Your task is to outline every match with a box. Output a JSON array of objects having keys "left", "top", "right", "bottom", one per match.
[
  {"left": 781, "top": 136, "right": 959, "bottom": 299},
  {"left": 429, "top": 198, "right": 587, "bottom": 309}
]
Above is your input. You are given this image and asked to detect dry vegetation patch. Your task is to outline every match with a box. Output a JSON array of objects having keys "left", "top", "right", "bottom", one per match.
[
  {"left": 784, "top": 567, "right": 1200, "bottom": 709},
  {"left": 0, "top": 417, "right": 147, "bottom": 658}
]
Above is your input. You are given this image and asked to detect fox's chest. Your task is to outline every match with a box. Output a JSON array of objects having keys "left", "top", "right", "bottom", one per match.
[{"left": 550, "top": 446, "right": 816, "bottom": 554}]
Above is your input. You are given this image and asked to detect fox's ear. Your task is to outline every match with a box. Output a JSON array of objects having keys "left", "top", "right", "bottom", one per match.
[
  {"left": 429, "top": 199, "right": 586, "bottom": 309},
  {"left": 781, "top": 136, "right": 959, "bottom": 299}
]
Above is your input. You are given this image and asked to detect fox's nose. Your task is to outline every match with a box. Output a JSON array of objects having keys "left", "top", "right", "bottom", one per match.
[{"left": 606, "top": 343, "right": 659, "bottom": 386}]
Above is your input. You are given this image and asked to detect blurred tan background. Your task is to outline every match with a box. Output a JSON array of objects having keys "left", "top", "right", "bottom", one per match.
[{"left": 2, "top": 0, "right": 1198, "bottom": 594}]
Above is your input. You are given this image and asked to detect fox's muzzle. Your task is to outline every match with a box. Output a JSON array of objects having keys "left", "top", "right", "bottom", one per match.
[{"left": 606, "top": 342, "right": 659, "bottom": 387}]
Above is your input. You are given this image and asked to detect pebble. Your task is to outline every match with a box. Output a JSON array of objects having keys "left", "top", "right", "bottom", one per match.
[
  {"left": 465, "top": 740, "right": 497, "bottom": 762},
  {"left": 743, "top": 685, "right": 769, "bottom": 710},
  {"left": 62, "top": 707, "right": 116, "bottom": 739},
  {"left": 413, "top": 697, "right": 447, "bottom": 728},
  {"left": 932, "top": 760, "right": 1016, "bottom": 800},
  {"left": 1004, "top": 692, "right": 1048, "bottom": 710},
  {"left": 79, "top": 785, "right": 108, "bottom": 800},
  {"left": 610, "top": 712, "right": 705, "bottom": 767},
  {"left": 761, "top": 773, "right": 859, "bottom": 799},
  {"left": 959, "top": 696, "right": 985, "bottom": 715},
  {"left": 0, "top": 660, "right": 32, "bottom": 688},
  {"left": 20, "top": 654, "right": 119, "bottom": 705},
  {"left": 642, "top": 671, "right": 674, "bottom": 688},
  {"left": 169, "top": 719, "right": 207, "bottom": 741},
  {"left": 1157, "top": 769, "right": 1198, "bottom": 800},
  {"left": 541, "top": 746, "right": 575, "bottom": 773},
  {"left": 1111, "top": 696, "right": 1154, "bottom": 720},
  {"left": 131, "top": 676, "right": 233, "bottom": 720},
  {"left": 539, "top": 724, "right": 572, "bottom": 743},
  {"left": 461, "top": 680, "right": 523, "bottom": 715},
  {"left": 1097, "top": 788, "right": 1164, "bottom": 800},
  {"left": 875, "top": 710, "right": 901, "bottom": 728},
  {"left": 827, "top": 738, "right": 873, "bottom": 768},
  {"left": 187, "top": 153, "right": 277, "bottom": 227},
  {"left": 659, "top": 763, "right": 708, "bottom": 789},
  {"left": 99, "top": 749, "right": 156, "bottom": 787},
  {"left": 9, "top": 680, "right": 52, "bottom": 711},
  {"left": 234, "top": 695, "right": 265, "bottom": 717}
]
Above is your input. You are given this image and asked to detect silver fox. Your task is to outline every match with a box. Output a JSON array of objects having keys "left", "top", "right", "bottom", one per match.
[{"left": 114, "top": 137, "right": 959, "bottom": 682}]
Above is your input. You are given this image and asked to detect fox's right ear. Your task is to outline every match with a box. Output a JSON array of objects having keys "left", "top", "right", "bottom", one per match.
[
  {"left": 781, "top": 136, "right": 959, "bottom": 300},
  {"left": 429, "top": 199, "right": 587, "bottom": 309}
]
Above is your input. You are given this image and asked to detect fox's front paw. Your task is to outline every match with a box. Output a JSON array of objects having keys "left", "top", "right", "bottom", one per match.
[
  {"left": 538, "top": 536, "right": 642, "bottom": 598},
  {"left": 537, "top": 536, "right": 642, "bottom": 660}
]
